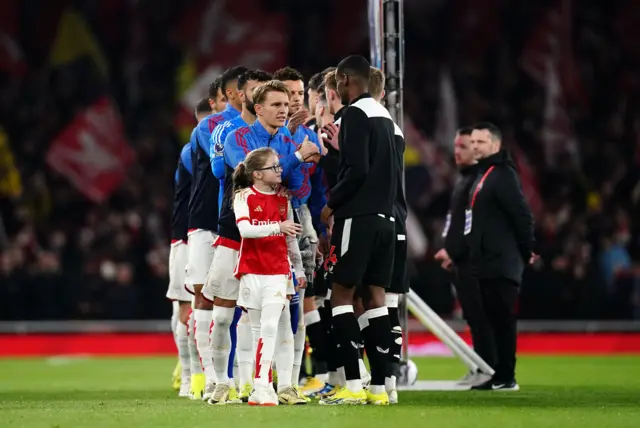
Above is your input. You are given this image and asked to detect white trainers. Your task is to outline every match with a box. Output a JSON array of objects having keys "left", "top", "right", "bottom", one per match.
[
  {"left": 208, "top": 383, "right": 242, "bottom": 405},
  {"left": 202, "top": 379, "right": 216, "bottom": 401},
  {"left": 249, "top": 385, "right": 279, "bottom": 406},
  {"left": 208, "top": 383, "right": 229, "bottom": 405},
  {"left": 179, "top": 377, "right": 191, "bottom": 397}
]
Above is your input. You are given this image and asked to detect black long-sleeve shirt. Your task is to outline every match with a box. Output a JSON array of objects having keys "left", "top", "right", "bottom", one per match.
[
  {"left": 318, "top": 106, "right": 345, "bottom": 190},
  {"left": 465, "top": 150, "right": 535, "bottom": 284},
  {"left": 327, "top": 94, "right": 397, "bottom": 220}
]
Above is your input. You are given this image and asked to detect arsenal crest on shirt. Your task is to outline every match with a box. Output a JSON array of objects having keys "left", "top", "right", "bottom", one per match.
[{"left": 279, "top": 203, "right": 286, "bottom": 216}]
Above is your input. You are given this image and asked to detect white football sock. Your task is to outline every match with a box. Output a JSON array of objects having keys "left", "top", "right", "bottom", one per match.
[
  {"left": 211, "top": 306, "right": 235, "bottom": 383},
  {"left": 194, "top": 309, "right": 216, "bottom": 382},
  {"left": 176, "top": 321, "right": 191, "bottom": 379},
  {"left": 237, "top": 311, "right": 254, "bottom": 388},
  {"left": 385, "top": 375, "right": 397, "bottom": 393},
  {"left": 171, "top": 301, "right": 179, "bottom": 347},
  {"left": 328, "top": 371, "right": 340, "bottom": 386},
  {"left": 250, "top": 303, "right": 283, "bottom": 387},
  {"left": 276, "top": 301, "right": 294, "bottom": 391},
  {"left": 187, "top": 310, "right": 203, "bottom": 375},
  {"left": 337, "top": 366, "right": 346, "bottom": 386}
]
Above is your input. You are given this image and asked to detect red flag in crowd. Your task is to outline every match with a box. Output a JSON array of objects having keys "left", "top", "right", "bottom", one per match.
[
  {"left": 173, "top": 0, "right": 289, "bottom": 140},
  {"left": 46, "top": 97, "right": 135, "bottom": 203},
  {"left": 175, "top": 0, "right": 288, "bottom": 73}
]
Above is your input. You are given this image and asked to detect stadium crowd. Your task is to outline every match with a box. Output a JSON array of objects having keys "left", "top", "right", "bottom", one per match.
[{"left": 1, "top": 0, "right": 639, "bottom": 321}]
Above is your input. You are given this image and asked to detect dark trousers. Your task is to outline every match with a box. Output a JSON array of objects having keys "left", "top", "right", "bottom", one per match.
[
  {"left": 477, "top": 277, "right": 519, "bottom": 382},
  {"left": 454, "top": 265, "right": 496, "bottom": 371}
]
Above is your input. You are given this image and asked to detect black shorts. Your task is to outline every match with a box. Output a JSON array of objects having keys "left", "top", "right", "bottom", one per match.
[
  {"left": 326, "top": 214, "right": 395, "bottom": 288},
  {"left": 389, "top": 224, "right": 409, "bottom": 294}
]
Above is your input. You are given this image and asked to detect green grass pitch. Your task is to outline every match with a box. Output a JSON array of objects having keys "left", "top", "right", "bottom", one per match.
[{"left": 1, "top": 356, "right": 639, "bottom": 428}]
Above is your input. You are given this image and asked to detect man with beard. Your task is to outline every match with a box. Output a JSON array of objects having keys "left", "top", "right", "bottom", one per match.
[{"left": 435, "top": 127, "right": 493, "bottom": 388}]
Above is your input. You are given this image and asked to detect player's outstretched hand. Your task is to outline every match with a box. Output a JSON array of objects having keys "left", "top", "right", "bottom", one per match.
[
  {"left": 322, "top": 123, "right": 340, "bottom": 151},
  {"left": 288, "top": 109, "right": 309, "bottom": 134},
  {"left": 279, "top": 220, "right": 302, "bottom": 237}
]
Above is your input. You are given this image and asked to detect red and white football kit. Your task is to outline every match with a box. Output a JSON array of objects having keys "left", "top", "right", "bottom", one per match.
[{"left": 233, "top": 185, "right": 304, "bottom": 310}]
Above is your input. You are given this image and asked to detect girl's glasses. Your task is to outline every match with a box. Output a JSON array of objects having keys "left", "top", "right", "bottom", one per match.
[{"left": 258, "top": 164, "right": 282, "bottom": 173}]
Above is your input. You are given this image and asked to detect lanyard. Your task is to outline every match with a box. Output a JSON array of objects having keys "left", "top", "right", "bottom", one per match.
[{"left": 470, "top": 166, "right": 495, "bottom": 209}]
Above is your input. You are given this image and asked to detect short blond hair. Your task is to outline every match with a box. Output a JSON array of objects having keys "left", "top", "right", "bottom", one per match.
[
  {"left": 324, "top": 70, "right": 337, "bottom": 91},
  {"left": 368, "top": 67, "right": 385, "bottom": 99},
  {"left": 253, "top": 80, "right": 291, "bottom": 105}
]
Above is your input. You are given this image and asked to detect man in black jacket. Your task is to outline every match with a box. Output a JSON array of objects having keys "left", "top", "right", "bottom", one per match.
[
  {"left": 465, "top": 122, "right": 535, "bottom": 391},
  {"left": 435, "top": 127, "right": 494, "bottom": 387}
]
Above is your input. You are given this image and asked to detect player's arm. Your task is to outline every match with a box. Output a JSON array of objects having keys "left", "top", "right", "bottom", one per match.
[
  {"left": 327, "top": 107, "right": 370, "bottom": 211},
  {"left": 195, "top": 121, "right": 212, "bottom": 158},
  {"left": 280, "top": 136, "right": 308, "bottom": 201},
  {"left": 234, "top": 192, "right": 280, "bottom": 238},
  {"left": 210, "top": 123, "right": 228, "bottom": 179},
  {"left": 285, "top": 200, "right": 305, "bottom": 279},
  {"left": 224, "top": 129, "right": 251, "bottom": 169},
  {"left": 494, "top": 167, "right": 535, "bottom": 263},
  {"left": 181, "top": 144, "right": 193, "bottom": 176},
  {"left": 279, "top": 129, "right": 304, "bottom": 175}
]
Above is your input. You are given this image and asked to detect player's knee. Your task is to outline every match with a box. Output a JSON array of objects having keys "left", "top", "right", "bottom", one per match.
[
  {"left": 363, "top": 286, "right": 386, "bottom": 309},
  {"left": 261, "top": 318, "right": 279, "bottom": 339},
  {"left": 213, "top": 309, "right": 233, "bottom": 329}
]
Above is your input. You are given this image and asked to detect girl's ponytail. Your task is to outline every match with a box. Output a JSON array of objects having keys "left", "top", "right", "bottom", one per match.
[{"left": 232, "top": 162, "right": 251, "bottom": 192}]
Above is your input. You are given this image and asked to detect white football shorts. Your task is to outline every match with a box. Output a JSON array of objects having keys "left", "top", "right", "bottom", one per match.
[
  {"left": 237, "top": 274, "right": 289, "bottom": 310},
  {"left": 202, "top": 245, "right": 240, "bottom": 302},
  {"left": 166, "top": 241, "right": 191, "bottom": 301},
  {"left": 185, "top": 229, "right": 217, "bottom": 293}
]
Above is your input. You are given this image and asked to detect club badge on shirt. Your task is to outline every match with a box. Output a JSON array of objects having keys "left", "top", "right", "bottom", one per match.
[
  {"left": 442, "top": 212, "right": 452, "bottom": 238},
  {"left": 464, "top": 209, "right": 472, "bottom": 235}
]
